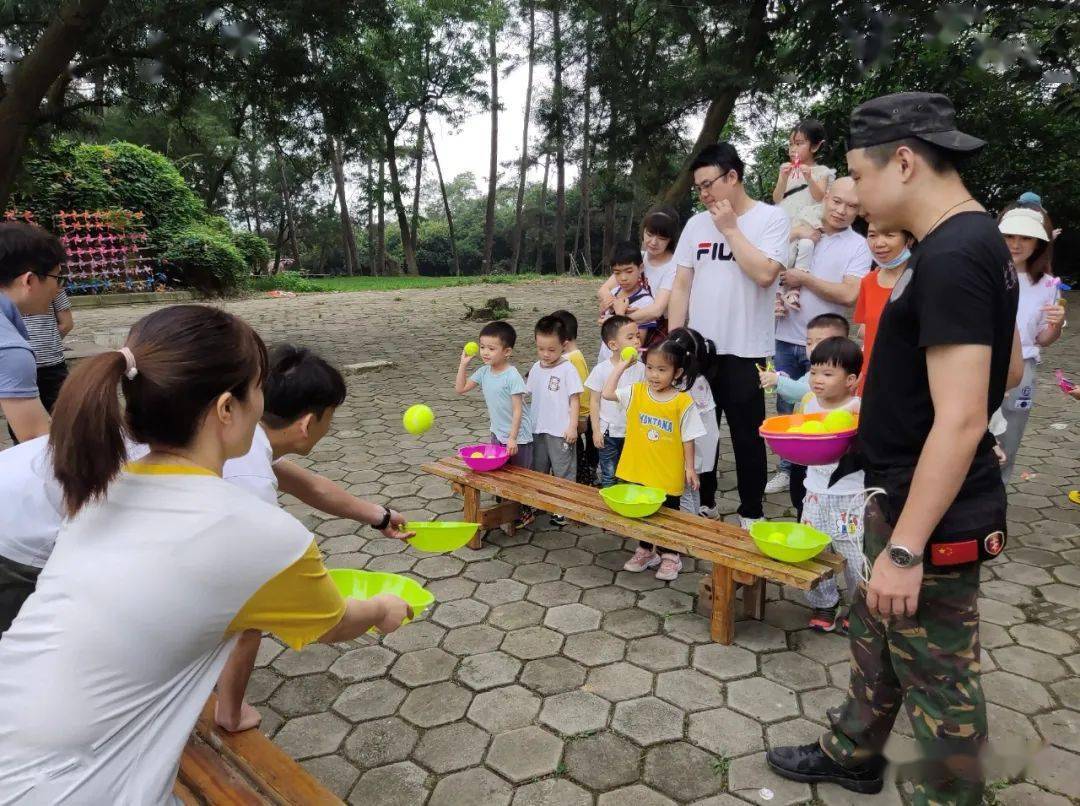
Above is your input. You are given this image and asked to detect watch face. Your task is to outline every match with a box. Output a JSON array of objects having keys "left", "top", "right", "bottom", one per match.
[{"left": 888, "top": 546, "right": 912, "bottom": 566}]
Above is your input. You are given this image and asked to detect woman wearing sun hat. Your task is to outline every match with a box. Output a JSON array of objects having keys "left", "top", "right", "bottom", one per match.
[{"left": 996, "top": 205, "right": 1064, "bottom": 482}]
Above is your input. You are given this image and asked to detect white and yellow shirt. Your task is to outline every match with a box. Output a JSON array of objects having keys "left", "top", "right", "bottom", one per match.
[
  {"left": 614, "top": 383, "right": 706, "bottom": 495},
  {"left": 0, "top": 465, "right": 344, "bottom": 805}
]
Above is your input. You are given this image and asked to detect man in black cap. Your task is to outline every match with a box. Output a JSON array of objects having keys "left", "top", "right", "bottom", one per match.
[{"left": 767, "top": 92, "right": 1019, "bottom": 804}]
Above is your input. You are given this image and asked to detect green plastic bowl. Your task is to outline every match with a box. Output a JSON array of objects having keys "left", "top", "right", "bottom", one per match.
[
  {"left": 406, "top": 521, "right": 479, "bottom": 553},
  {"left": 328, "top": 569, "right": 435, "bottom": 619},
  {"left": 600, "top": 484, "right": 667, "bottom": 518},
  {"left": 748, "top": 521, "right": 831, "bottom": 563}
]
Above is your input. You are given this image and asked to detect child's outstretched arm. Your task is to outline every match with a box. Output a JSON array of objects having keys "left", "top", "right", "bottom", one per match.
[
  {"left": 598, "top": 274, "right": 618, "bottom": 312},
  {"left": 601, "top": 356, "right": 633, "bottom": 401},
  {"left": 805, "top": 168, "right": 829, "bottom": 202},
  {"left": 455, "top": 351, "right": 478, "bottom": 395}
]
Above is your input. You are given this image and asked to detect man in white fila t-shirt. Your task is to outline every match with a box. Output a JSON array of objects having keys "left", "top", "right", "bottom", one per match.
[{"left": 668, "top": 143, "right": 790, "bottom": 528}]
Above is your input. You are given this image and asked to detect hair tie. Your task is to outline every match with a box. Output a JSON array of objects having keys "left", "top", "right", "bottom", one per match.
[{"left": 116, "top": 346, "right": 138, "bottom": 380}]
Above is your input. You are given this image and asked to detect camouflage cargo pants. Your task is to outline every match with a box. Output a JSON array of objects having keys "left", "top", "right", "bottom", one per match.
[{"left": 821, "top": 496, "right": 986, "bottom": 805}]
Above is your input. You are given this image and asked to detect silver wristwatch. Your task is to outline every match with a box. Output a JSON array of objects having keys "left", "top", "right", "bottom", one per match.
[{"left": 886, "top": 543, "right": 923, "bottom": 568}]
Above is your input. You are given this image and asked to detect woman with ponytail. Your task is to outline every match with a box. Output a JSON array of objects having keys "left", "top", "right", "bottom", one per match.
[{"left": 0, "top": 305, "right": 410, "bottom": 804}]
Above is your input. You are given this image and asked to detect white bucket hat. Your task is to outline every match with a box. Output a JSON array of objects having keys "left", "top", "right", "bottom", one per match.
[{"left": 999, "top": 207, "right": 1049, "bottom": 241}]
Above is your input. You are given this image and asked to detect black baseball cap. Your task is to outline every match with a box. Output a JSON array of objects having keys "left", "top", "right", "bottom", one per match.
[{"left": 847, "top": 92, "right": 986, "bottom": 153}]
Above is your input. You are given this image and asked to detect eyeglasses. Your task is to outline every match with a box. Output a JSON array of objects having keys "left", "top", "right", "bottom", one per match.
[
  {"left": 693, "top": 174, "right": 729, "bottom": 194},
  {"left": 35, "top": 271, "right": 67, "bottom": 287}
]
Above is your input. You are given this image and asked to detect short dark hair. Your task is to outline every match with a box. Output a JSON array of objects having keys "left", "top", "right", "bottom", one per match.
[
  {"left": 601, "top": 314, "right": 634, "bottom": 347},
  {"left": 688, "top": 142, "right": 744, "bottom": 182},
  {"left": 609, "top": 241, "right": 643, "bottom": 269},
  {"left": 535, "top": 315, "right": 568, "bottom": 342},
  {"left": 479, "top": 320, "right": 516, "bottom": 349},
  {"left": 806, "top": 313, "right": 850, "bottom": 336},
  {"left": 261, "top": 344, "right": 347, "bottom": 429},
  {"left": 0, "top": 221, "right": 66, "bottom": 287},
  {"left": 862, "top": 137, "right": 957, "bottom": 174},
  {"left": 641, "top": 205, "right": 681, "bottom": 243},
  {"left": 810, "top": 336, "right": 863, "bottom": 377},
  {"left": 792, "top": 119, "right": 827, "bottom": 148},
  {"left": 549, "top": 310, "right": 577, "bottom": 341}
]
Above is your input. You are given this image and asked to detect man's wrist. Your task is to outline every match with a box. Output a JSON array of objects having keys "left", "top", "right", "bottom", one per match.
[
  {"left": 373, "top": 507, "right": 392, "bottom": 531},
  {"left": 885, "top": 542, "right": 924, "bottom": 568}
]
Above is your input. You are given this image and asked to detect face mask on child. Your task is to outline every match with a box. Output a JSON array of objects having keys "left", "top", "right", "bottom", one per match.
[{"left": 873, "top": 248, "right": 910, "bottom": 270}]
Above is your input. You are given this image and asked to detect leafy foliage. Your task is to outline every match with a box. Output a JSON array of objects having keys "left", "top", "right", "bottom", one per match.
[
  {"left": 232, "top": 231, "right": 272, "bottom": 273},
  {"left": 160, "top": 222, "right": 248, "bottom": 292}
]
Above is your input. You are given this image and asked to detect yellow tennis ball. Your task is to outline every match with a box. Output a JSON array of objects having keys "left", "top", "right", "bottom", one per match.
[
  {"left": 470, "top": 451, "right": 484, "bottom": 458},
  {"left": 770, "top": 531, "right": 785, "bottom": 542},
  {"left": 801, "top": 420, "right": 827, "bottom": 434},
  {"left": 823, "top": 409, "right": 856, "bottom": 432},
  {"left": 403, "top": 404, "right": 435, "bottom": 435},
  {"left": 787, "top": 424, "right": 805, "bottom": 433},
  {"left": 620, "top": 346, "right": 638, "bottom": 362},
  {"left": 464, "top": 341, "right": 480, "bottom": 356}
]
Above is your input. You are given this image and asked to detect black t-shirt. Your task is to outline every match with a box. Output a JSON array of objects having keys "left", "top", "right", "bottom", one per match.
[{"left": 860, "top": 211, "right": 1018, "bottom": 488}]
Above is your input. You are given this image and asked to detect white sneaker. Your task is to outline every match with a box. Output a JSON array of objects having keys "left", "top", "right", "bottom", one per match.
[
  {"left": 739, "top": 516, "right": 763, "bottom": 531},
  {"left": 765, "top": 470, "right": 790, "bottom": 494},
  {"left": 623, "top": 547, "right": 661, "bottom": 572},
  {"left": 699, "top": 505, "right": 720, "bottom": 519}
]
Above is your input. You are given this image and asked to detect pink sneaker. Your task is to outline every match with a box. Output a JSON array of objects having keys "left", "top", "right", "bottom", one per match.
[
  {"left": 623, "top": 547, "right": 660, "bottom": 572},
  {"left": 655, "top": 553, "right": 683, "bottom": 581}
]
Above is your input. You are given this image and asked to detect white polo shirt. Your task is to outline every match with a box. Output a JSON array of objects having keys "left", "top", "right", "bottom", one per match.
[
  {"left": 674, "top": 204, "right": 790, "bottom": 358},
  {"left": 775, "top": 227, "right": 871, "bottom": 346}
]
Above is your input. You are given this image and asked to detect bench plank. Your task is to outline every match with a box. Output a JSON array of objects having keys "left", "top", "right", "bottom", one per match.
[{"left": 178, "top": 735, "right": 266, "bottom": 806}]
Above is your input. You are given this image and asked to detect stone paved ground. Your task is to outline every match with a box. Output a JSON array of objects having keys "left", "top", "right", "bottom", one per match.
[{"left": 37, "top": 281, "right": 1080, "bottom": 803}]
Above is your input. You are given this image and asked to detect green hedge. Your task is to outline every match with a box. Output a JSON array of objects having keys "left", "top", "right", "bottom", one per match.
[
  {"left": 161, "top": 223, "right": 247, "bottom": 293},
  {"left": 232, "top": 231, "right": 272, "bottom": 273}
]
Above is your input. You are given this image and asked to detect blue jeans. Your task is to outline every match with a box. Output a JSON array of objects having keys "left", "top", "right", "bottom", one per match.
[
  {"left": 773, "top": 340, "right": 810, "bottom": 473},
  {"left": 597, "top": 434, "right": 625, "bottom": 488}
]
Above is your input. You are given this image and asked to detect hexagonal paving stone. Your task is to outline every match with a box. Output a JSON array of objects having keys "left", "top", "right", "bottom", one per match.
[
  {"left": 638, "top": 588, "right": 694, "bottom": 616},
  {"left": 389, "top": 647, "right": 457, "bottom": 687},
  {"left": 655, "top": 669, "right": 725, "bottom": 711},
  {"left": 274, "top": 712, "right": 350, "bottom": 760},
  {"left": 513, "top": 561, "right": 563, "bottom": 585},
  {"left": 347, "top": 760, "right": 428, "bottom": 806},
  {"left": 992, "top": 645, "right": 1067, "bottom": 683},
  {"left": 687, "top": 706, "right": 764, "bottom": 757},
  {"left": 597, "top": 784, "right": 676, "bottom": 806},
  {"left": 538, "top": 688, "right": 613, "bottom": 739},
  {"left": 510, "top": 778, "right": 592, "bottom": 806},
  {"left": 582, "top": 585, "right": 637, "bottom": 612},
  {"left": 547, "top": 547, "right": 594, "bottom": 568},
  {"left": 489, "top": 600, "right": 545, "bottom": 630},
  {"left": 467, "top": 685, "right": 542, "bottom": 733},
  {"left": 333, "top": 679, "right": 408, "bottom": 722},
  {"left": 342, "top": 717, "right": 418, "bottom": 768},
  {"left": 527, "top": 580, "right": 583, "bottom": 607},
  {"left": 627, "top": 634, "right": 690, "bottom": 672},
  {"left": 268, "top": 674, "right": 342, "bottom": 717},
  {"left": 425, "top": 577, "right": 477, "bottom": 602},
  {"left": 792, "top": 629, "right": 850, "bottom": 665},
  {"left": 544, "top": 603, "right": 602, "bottom": 634},
  {"left": 486, "top": 725, "right": 564, "bottom": 783},
  {"left": 727, "top": 677, "right": 799, "bottom": 723},
  {"left": 443, "top": 624, "right": 504, "bottom": 656},
  {"left": 663, "top": 613, "right": 714, "bottom": 644},
  {"left": 520, "top": 656, "right": 588, "bottom": 695},
  {"left": 399, "top": 681, "right": 473, "bottom": 728},
  {"left": 761, "top": 651, "right": 829, "bottom": 692},
  {"left": 728, "top": 752, "right": 812, "bottom": 806},
  {"left": 692, "top": 643, "right": 758, "bottom": 680},
  {"left": 431, "top": 598, "right": 489, "bottom": 628},
  {"left": 1027, "top": 745, "right": 1080, "bottom": 800},
  {"left": 412, "top": 720, "right": 489, "bottom": 773},
  {"left": 329, "top": 645, "right": 397, "bottom": 683},
  {"left": 612, "top": 696, "right": 685, "bottom": 745},
  {"left": 606, "top": 608, "right": 661, "bottom": 639},
  {"left": 300, "top": 755, "right": 359, "bottom": 800},
  {"left": 799, "top": 687, "right": 848, "bottom": 726},
  {"left": 614, "top": 570, "right": 667, "bottom": 591},
  {"left": 766, "top": 717, "right": 826, "bottom": 748},
  {"left": 563, "top": 630, "right": 626, "bottom": 666},
  {"left": 244, "top": 668, "right": 283, "bottom": 704},
  {"left": 1010, "top": 623, "right": 1078, "bottom": 656},
  {"left": 1035, "top": 709, "right": 1080, "bottom": 753},
  {"left": 585, "top": 661, "right": 654, "bottom": 702},
  {"left": 427, "top": 767, "right": 511, "bottom": 806},
  {"left": 381, "top": 620, "right": 446, "bottom": 653},
  {"left": 983, "top": 671, "right": 1053, "bottom": 712},
  {"left": 463, "top": 559, "right": 514, "bottom": 582},
  {"left": 563, "top": 564, "right": 615, "bottom": 589},
  {"left": 455, "top": 651, "right": 521, "bottom": 691},
  {"left": 501, "top": 626, "right": 565, "bottom": 659},
  {"left": 498, "top": 544, "right": 547, "bottom": 565},
  {"left": 1051, "top": 677, "right": 1080, "bottom": 711},
  {"left": 474, "top": 578, "right": 527, "bottom": 606},
  {"left": 994, "top": 783, "right": 1072, "bottom": 806},
  {"left": 413, "top": 555, "right": 465, "bottom": 579},
  {"left": 564, "top": 731, "right": 641, "bottom": 790},
  {"left": 979, "top": 597, "right": 1026, "bottom": 627},
  {"left": 643, "top": 741, "right": 724, "bottom": 801},
  {"left": 273, "top": 643, "right": 341, "bottom": 677}
]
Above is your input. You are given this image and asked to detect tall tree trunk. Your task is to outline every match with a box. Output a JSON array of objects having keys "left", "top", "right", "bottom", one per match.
[
  {"left": 272, "top": 211, "right": 286, "bottom": 274},
  {"left": 481, "top": 8, "right": 499, "bottom": 273},
  {"left": 425, "top": 120, "right": 461, "bottom": 277},
  {"left": 509, "top": 1, "right": 536, "bottom": 275},
  {"left": 366, "top": 160, "right": 375, "bottom": 275},
  {"left": 249, "top": 153, "right": 263, "bottom": 237},
  {"left": 579, "top": 29, "right": 593, "bottom": 272},
  {"left": 660, "top": 0, "right": 769, "bottom": 205},
  {"left": 204, "top": 102, "right": 249, "bottom": 211},
  {"left": 533, "top": 152, "right": 550, "bottom": 274},
  {"left": 410, "top": 106, "right": 426, "bottom": 253},
  {"left": 274, "top": 143, "right": 302, "bottom": 266},
  {"left": 232, "top": 167, "right": 253, "bottom": 232},
  {"left": 552, "top": 0, "right": 567, "bottom": 275},
  {"left": 0, "top": 0, "right": 110, "bottom": 208},
  {"left": 328, "top": 136, "right": 360, "bottom": 276},
  {"left": 383, "top": 125, "right": 419, "bottom": 275},
  {"left": 623, "top": 201, "right": 634, "bottom": 239},
  {"left": 377, "top": 156, "right": 387, "bottom": 276},
  {"left": 602, "top": 198, "right": 615, "bottom": 272}
]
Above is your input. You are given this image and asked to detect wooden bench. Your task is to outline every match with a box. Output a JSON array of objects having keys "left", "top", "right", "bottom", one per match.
[
  {"left": 421, "top": 457, "right": 844, "bottom": 644},
  {"left": 174, "top": 694, "right": 342, "bottom": 805}
]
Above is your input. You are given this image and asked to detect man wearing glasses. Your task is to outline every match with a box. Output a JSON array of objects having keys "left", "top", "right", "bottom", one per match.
[
  {"left": 0, "top": 221, "right": 66, "bottom": 443},
  {"left": 668, "top": 143, "right": 790, "bottom": 529}
]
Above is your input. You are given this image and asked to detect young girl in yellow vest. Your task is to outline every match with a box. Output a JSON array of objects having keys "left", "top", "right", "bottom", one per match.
[{"left": 601, "top": 335, "right": 707, "bottom": 581}]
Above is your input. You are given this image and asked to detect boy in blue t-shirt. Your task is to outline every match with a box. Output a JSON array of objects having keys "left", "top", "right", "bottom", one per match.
[{"left": 455, "top": 320, "right": 533, "bottom": 468}]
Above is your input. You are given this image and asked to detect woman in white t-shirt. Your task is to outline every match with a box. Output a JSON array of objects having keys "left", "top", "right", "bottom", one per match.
[
  {"left": 598, "top": 205, "right": 681, "bottom": 327},
  {"left": 0, "top": 305, "right": 411, "bottom": 805},
  {"left": 996, "top": 207, "right": 1064, "bottom": 482}
]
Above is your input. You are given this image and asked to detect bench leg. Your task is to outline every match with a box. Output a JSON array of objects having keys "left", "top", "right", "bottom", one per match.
[
  {"left": 709, "top": 566, "right": 736, "bottom": 645},
  {"left": 463, "top": 488, "right": 483, "bottom": 550},
  {"left": 742, "top": 577, "right": 766, "bottom": 621}
]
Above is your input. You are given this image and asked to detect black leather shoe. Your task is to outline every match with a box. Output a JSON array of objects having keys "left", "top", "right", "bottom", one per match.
[{"left": 766, "top": 742, "right": 885, "bottom": 794}]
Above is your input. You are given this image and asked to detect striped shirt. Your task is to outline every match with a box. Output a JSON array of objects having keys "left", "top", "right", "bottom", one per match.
[{"left": 21, "top": 290, "right": 70, "bottom": 367}]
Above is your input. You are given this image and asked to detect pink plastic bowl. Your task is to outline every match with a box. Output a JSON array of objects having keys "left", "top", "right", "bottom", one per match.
[
  {"left": 459, "top": 443, "right": 510, "bottom": 472},
  {"left": 759, "top": 414, "right": 857, "bottom": 466}
]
